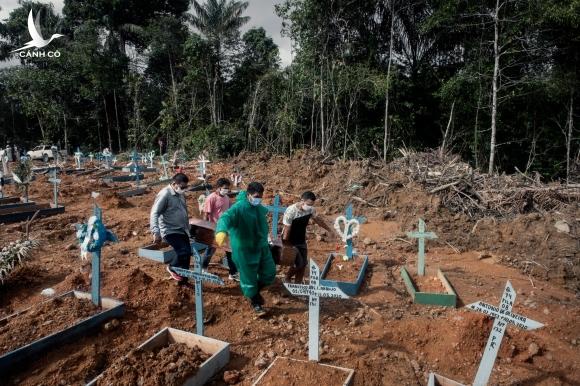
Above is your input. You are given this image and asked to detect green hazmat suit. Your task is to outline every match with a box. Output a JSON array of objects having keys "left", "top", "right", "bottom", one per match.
[{"left": 216, "top": 191, "right": 276, "bottom": 299}]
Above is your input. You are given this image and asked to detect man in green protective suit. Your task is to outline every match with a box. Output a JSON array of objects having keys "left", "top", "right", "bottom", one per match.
[{"left": 215, "top": 182, "right": 275, "bottom": 316}]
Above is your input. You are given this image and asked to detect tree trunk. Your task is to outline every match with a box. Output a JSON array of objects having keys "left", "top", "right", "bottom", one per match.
[
  {"left": 63, "top": 112, "right": 68, "bottom": 155},
  {"left": 440, "top": 101, "right": 455, "bottom": 158},
  {"left": 320, "top": 65, "right": 325, "bottom": 154},
  {"left": 113, "top": 89, "right": 122, "bottom": 152},
  {"left": 488, "top": 0, "right": 501, "bottom": 174},
  {"left": 103, "top": 95, "right": 113, "bottom": 151},
  {"left": 383, "top": 0, "right": 395, "bottom": 161},
  {"left": 566, "top": 91, "right": 574, "bottom": 185}
]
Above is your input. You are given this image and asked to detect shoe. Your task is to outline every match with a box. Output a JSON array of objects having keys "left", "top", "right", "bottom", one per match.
[
  {"left": 228, "top": 273, "right": 240, "bottom": 282},
  {"left": 252, "top": 303, "right": 267, "bottom": 317},
  {"left": 254, "top": 293, "right": 265, "bottom": 306},
  {"left": 166, "top": 266, "right": 183, "bottom": 281}
]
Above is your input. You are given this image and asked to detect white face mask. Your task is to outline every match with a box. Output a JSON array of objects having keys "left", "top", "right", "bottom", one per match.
[
  {"left": 174, "top": 185, "right": 184, "bottom": 195},
  {"left": 250, "top": 197, "right": 262, "bottom": 206},
  {"left": 220, "top": 188, "right": 230, "bottom": 196},
  {"left": 302, "top": 203, "right": 313, "bottom": 211}
]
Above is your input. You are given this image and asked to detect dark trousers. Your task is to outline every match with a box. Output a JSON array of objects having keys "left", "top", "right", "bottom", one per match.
[
  {"left": 202, "top": 247, "right": 237, "bottom": 275},
  {"left": 285, "top": 244, "right": 308, "bottom": 283},
  {"left": 164, "top": 233, "right": 192, "bottom": 270}
]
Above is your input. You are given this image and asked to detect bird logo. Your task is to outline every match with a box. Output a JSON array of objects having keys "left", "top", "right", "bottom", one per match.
[{"left": 10, "top": 10, "right": 63, "bottom": 52}]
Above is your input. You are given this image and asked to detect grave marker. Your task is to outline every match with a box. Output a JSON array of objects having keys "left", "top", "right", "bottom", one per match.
[
  {"left": 284, "top": 260, "right": 349, "bottom": 361},
  {"left": 130, "top": 150, "right": 141, "bottom": 186},
  {"left": 264, "top": 194, "right": 287, "bottom": 239},
  {"left": 406, "top": 218, "right": 437, "bottom": 276},
  {"left": 102, "top": 149, "right": 113, "bottom": 169},
  {"left": 88, "top": 153, "right": 94, "bottom": 164},
  {"left": 159, "top": 154, "right": 169, "bottom": 180},
  {"left": 170, "top": 248, "right": 224, "bottom": 336},
  {"left": 334, "top": 204, "right": 366, "bottom": 259},
  {"left": 196, "top": 154, "right": 210, "bottom": 183},
  {"left": 74, "top": 148, "right": 83, "bottom": 170},
  {"left": 48, "top": 168, "right": 61, "bottom": 207},
  {"left": 428, "top": 281, "right": 544, "bottom": 386},
  {"left": 148, "top": 151, "right": 155, "bottom": 168},
  {"left": 76, "top": 200, "right": 117, "bottom": 306},
  {"left": 467, "top": 281, "right": 543, "bottom": 385}
]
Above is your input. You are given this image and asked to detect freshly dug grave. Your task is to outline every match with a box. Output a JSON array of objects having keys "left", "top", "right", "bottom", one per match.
[
  {"left": 96, "top": 342, "right": 210, "bottom": 386},
  {"left": 413, "top": 274, "right": 447, "bottom": 293},
  {"left": 255, "top": 357, "right": 351, "bottom": 386},
  {"left": 0, "top": 295, "right": 100, "bottom": 355},
  {"left": 323, "top": 255, "right": 364, "bottom": 282}
]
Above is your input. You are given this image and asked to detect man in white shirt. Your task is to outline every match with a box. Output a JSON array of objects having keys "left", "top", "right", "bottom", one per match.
[{"left": 281, "top": 191, "right": 335, "bottom": 283}]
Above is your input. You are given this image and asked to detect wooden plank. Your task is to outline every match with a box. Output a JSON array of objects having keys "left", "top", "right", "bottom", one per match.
[
  {"left": 0, "top": 205, "right": 64, "bottom": 224},
  {"left": 252, "top": 357, "right": 354, "bottom": 386},
  {"left": 428, "top": 372, "right": 466, "bottom": 386},
  {"left": 0, "top": 201, "right": 36, "bottom": 210},
  {"left": 0, "top": 197, "right": 20, "bottom": 205},
  {"left": 138, "top": 241, "right": 208, "bottom": 263},
  {"left": 0, "top": 291, "right": 124, "bottom": 374},
  {"left": 117, "top": 187, "right": 147, "bottom": 197},
  {"left": 400, "top": 266, "right": 457, "bottom": 307},
  {"left": 86, "top": 327, "right": 230, "bottom": 386},
  {"left": 400, "top": 266, "right": 417, "bottom": 299}
]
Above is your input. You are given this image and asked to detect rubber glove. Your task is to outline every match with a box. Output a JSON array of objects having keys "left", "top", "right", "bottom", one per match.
[{"left": 215, "top": 232, "right": 227, "bottom": 246}]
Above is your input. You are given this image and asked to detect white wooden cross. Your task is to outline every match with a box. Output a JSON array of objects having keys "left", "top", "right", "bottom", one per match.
[
  {"left": 48, "top": 168, "right": 61, "bottom": 207},
  {"left": 159, "top": 154, "right": 169, "bottom": 180},
  {"left": 429, "top": 281, "right": 544, "bottom": 386},
  {"left": 197, "top": 155, "right": 211, "bottom": 181},
  {"left": 74, "top": 148, "right": 83, "bottom": 170},
  {"left": 407, "top": 218, "right": 437, "bottom": 276},
  {"left": 284, "top": 260, "right": 349, "bottom": 361},
  {"left": 1, "top": 153, "right": 9, "bottom": 176},
  {"left": 148, "top": 151, "right": 155, "bottom": 168}
]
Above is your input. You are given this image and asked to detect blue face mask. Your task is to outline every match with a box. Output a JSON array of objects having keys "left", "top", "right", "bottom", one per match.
[{"left": 250, "top": 197, "right": 262, "bottom": 206}]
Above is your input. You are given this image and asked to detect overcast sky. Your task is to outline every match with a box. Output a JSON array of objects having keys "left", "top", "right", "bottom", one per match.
[{"left": 0, "top": 0, "right": 292, "bottom": 66}]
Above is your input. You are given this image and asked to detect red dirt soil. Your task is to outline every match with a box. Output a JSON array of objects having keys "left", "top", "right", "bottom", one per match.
[
  {"left": 0, "top": 295, "right": 100, "bottom": 355},
  {"left": 0, "top": 152, "right": 578, "bottom": 386},
  {"left": 95, "top": 342, "right": 210, "bottom": 386},
  {"left": 255, "top": 357, "right": 351, "bottom": 386}
]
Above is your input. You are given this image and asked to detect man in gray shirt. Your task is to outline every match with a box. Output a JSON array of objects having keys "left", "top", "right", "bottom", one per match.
[{"left": 150, "top": 173, "right": 191, "bottom": 283}]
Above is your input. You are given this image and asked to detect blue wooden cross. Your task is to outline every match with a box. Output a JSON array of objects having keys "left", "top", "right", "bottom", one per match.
[
  {"left": 76, "top": 201, "right": 117, "bottom": 306},
  {"left": 344, "top": 204, "right": 366, "bottom": 259},
  {"left": 170, "top": 248, "right": 224, "bottom": 336},
  {"left": 406, "top": 218, "right": 437, "bottom": 276},
  {"left": 284, "top": 260, "right": 349, "bottom": 361},
  {"left": 264, "top": 194, "right": 287, "bottom": 239},
  {"left": 48, "top": 168, "right": 61, "bottom": 207}
]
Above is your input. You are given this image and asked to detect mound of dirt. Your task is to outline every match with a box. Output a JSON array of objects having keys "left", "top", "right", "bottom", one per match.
[{"left": 96, "top": 342, "right": 209, "bottom": 386}]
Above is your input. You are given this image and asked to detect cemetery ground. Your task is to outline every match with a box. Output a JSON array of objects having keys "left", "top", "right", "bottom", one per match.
[{"left": 0, "top": 151, "right": 578, "bottom": 386}]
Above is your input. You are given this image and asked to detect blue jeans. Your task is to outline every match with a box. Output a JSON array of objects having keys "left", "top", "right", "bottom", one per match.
[{"left": 164, "top": 233, "right": 191, "bottom": 270}]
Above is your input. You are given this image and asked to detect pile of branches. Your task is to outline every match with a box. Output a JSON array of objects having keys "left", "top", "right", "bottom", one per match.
[
  {"left": 389, "top": 149, "right": 579, "bottom": 219},
  {"left": 0, "top": 238, "right": 40, "bottom": 283}
]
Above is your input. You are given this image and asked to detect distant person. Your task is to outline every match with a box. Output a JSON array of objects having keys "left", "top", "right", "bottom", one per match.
[
  {"left": 201, "top": 178, "right": 238, "bottom": 281},
  {"left": 282, "top": 191, "right": 335, "bottom": 283},
  {"left": 215, "top": 182, "right": 275, "bottom": 317},
  {"left": 5, "top": 145, "right": 12, "bottom": 162},
  {"left": 150, "top": 173, "right": 192, "bottom": 285}
]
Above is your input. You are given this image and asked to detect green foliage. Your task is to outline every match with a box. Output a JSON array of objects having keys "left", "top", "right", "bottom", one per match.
[
  {"left": 183, "top": 123, "right": 245, "bottom": 158},
  {"left": 0, "top": 0, "right": 577, "bottom": 179}
]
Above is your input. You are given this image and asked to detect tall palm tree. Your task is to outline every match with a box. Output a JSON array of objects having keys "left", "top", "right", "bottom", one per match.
[{"left": 189, "top": 0, "right": 250, "bottom": 124}]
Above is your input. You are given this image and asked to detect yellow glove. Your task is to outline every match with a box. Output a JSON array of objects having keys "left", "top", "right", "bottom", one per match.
[{"left": 215, "top": 232, "right": 227, "bottom": 246}]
